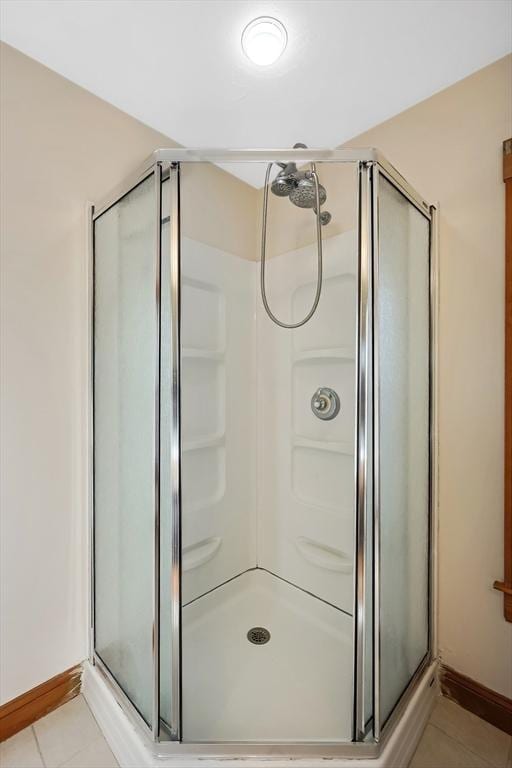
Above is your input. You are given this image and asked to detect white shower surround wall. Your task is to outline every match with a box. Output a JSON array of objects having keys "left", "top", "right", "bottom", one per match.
[
  {"left": 181, "top": 232, "right": 357, "bottom": 616},
  {"left": 180, "top": 236, "right": 257, "bottom": 604},
  {"left": 257, "top": 232, "right": 357, "bottom": 613}
]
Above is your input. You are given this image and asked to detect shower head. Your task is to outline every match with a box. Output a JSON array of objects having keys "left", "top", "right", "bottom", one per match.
[
  {"left": 271, "top": 163, "right": 298, "bottom": 197},
  {"left": 270, "top": 144, "right": 331, "bottom": 225},
  {"left": 289, "top": 172, "right": 327, "bottom": 209}
]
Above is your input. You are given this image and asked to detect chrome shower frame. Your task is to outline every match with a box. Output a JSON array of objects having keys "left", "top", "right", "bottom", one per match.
[{"left": 88, "top": 147, "right": 438, "bottom": 759}]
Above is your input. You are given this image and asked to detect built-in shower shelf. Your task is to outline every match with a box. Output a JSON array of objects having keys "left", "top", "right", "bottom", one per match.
[
  {"left": 182, "top": 347, "right": 225, "bottom": 361},
  {"left": 293, "top": 347, "right": 355, "bottom": 363},
  {"left": 293, "top": 435, "right": 354, "bottom": 456},
  {"left": 292, "top": 492, "right": 355, "bottom": 521},
  {"left": 183, "top": 536, "right": 222, "bottom": 571},
  {"left": 295, "top": 536, "right": 353, "bottom": 574},
  {"left": 183, "top": 433, "right": 225, "bottom": 452}
]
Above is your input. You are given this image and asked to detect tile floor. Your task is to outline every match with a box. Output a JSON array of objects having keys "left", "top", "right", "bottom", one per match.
[
  {"left": 0, "top": 696, "right": 117, "bottom": 768},
  {"left": 410, "top": 696, "right": 511, "bottom": 768},
  {"left": 0, "top": 693, "right": 510, "bottom": 768}
]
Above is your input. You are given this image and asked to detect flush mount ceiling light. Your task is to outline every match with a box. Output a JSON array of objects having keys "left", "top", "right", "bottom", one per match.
[{"left": 241, "top": 16, "right": 287, "bottom": 66}]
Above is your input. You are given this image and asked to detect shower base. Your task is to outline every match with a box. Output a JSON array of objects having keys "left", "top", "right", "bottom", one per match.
[
  {"left": 180, "top": 568, "right": 353, "bottom": 742},
  {"left": 83, "top": 567, "right": 438, "bottom": 766},
  {"left": 83, "top": 655, "right": 437, "bottom": 768}
]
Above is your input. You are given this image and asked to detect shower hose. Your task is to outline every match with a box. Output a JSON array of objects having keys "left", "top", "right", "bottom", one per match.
[{"left": 260, "top": 161, "right": 323, "bottom": 329}]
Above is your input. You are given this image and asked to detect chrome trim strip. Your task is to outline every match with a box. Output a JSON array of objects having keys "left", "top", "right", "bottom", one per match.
[
  {"left": 371, "top": 165, "right": 381, "bottom": 742},
  {"left": 94, "top": 653, "right": 154, "bottom": 740},
  {"left": 364, "top": 660, "right": 437, "bottom": 755},
  {"left": 150, "top": 147, "right": 379, "bottom": 165},
  {"left": 88, "top": 203, "right": 95, "bottom": 663},
  {"left": 93, "top": 151, "right": 368, "bottom": 221},
  {"left": 169, "top": 163, "right": 182, "bottom": 741},
  {"left": 378, "top": 653, "right": 433, "bottom": 739},
  {"left": 174, "top": 741, "right": 378, "bottom": 754},
  {"left": 91, "top": 149, "right": 433, "bottom": 225},
  {"left": 375, "top": 157, "right": 431, "bottom": 219},
  {"left": 429, "top": 204, "right": 439, "bottom": 660},
  {"left": 153, "top": 165, "right": 162, "bottom": 740},
  {"left": 92, "top": 163, "right": 157, "bottom": 222},
  {"left": 353, "top": 162, "right": 372, "bottom": 740}
]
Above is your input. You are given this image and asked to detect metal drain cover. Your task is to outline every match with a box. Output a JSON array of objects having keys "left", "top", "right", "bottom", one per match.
[{"left": 247, "top": 626, "right": 271, "bottom": 645}]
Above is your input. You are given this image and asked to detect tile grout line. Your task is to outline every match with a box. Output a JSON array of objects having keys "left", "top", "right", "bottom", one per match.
[
  {"left": 430, "top": 700, "right": 512, "bottom": 766},
  {"left": 32, "top": 696, "right": 110, "bottom": 768},
  {"left": 31, "top": 725, "right": 46, "bottom": 768},
  {"left": 58, "top": 695, "right": 117, "bottom": 767},
  {"left": 81, "top": 691, "right": 99, "bottom": 725},
  {"left": 426, "top": 722, "right": 495, "bottom": 767},
  {"left": 54, "top": 735, "right": 109, "bottom": 768}
]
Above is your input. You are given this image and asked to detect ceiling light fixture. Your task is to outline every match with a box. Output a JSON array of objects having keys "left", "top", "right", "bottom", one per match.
[{"left": 241, "top": 16, "right": 287, "bottom": 66}]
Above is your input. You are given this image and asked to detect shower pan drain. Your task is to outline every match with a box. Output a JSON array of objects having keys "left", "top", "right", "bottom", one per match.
[{"left": 247, "top": 627, "right": 271, "bottom": 645}]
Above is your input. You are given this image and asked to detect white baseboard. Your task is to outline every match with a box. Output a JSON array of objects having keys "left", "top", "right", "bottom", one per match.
[{"left": 82, "top": 660, "right": 438, "bottom": 768}]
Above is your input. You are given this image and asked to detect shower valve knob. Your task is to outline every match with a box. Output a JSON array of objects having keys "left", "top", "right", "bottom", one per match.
[{"left": 311, "top": 387, "right": 340, "bottom": 421}]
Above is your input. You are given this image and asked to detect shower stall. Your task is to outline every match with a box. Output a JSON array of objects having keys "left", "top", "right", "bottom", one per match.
[{"left": 88, "top": 148, "right": 437, "bottom": 762}]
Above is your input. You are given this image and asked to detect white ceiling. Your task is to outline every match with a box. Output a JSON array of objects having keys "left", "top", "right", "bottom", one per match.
[{"left": 1, "top": 0, "right": 511, "bottom": 186}]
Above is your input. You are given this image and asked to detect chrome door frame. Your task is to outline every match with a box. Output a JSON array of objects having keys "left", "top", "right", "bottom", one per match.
[
  {"left": 88, "top": 149, "right": 437, "bottom": 753},
  {"left": 167, "top": 163, "right": 182, "bottom": 741},
  {"left": 367, "top": 162, "right": 438, "bottom": 742},
  {"left": 352, "top": 161, "right": 374, "bottom": 741},
  {"left": 93, "top": 148, "right": 431, "bottom": 220},
  {"left": 89, "top": 165, "right": 166, "bottom": 742}
]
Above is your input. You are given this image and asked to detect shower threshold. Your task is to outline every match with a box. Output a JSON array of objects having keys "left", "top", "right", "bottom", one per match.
[{"left": 83, "top": 654, "right": 438, "bottom": 767}]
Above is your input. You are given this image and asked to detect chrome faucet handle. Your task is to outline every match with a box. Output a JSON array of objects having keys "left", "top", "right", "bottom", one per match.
[{"left": 311, "top": 387, "right": 340, "bottom": 421}]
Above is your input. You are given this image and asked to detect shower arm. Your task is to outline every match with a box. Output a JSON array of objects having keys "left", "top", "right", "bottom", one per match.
[
  {"left": 275, "top": 143, "right": 307, "bottom": 170},
  {"left": 260, "top": 161, "right": 323, "bottom": 329}
]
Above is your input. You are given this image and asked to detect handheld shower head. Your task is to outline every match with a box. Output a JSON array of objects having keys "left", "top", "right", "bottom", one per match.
[
  {"left": 271, "top": 163, "right": 297, "bottom": 197},
  {"left": 289, "top": 172, "right": 327, "bottom": 209}
]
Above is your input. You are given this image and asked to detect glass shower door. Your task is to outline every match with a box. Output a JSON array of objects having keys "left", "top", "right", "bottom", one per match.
[
  {"left": 178, "top": 160, "right": 360, "bottom": 743},
  {"left": 93, "top": 173, "right": 159, "bottom": 731},
  {"left": 374, "top": 172, "right": 431, "bottom": 731}
]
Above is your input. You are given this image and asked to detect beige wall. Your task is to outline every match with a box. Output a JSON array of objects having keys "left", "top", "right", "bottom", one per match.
[
  {"left": 1, "top": 37, "right": 511, "bottom": 704},
  {"left": 345, "top": 55, "right": 512, "bottom": 697},
  {"left": 0, "top": 42, "right": 255, "bottom": 704}
]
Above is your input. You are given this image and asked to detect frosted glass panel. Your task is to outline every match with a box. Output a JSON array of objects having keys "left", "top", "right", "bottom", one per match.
[
  {"left": 93, "top": 176, "right": 156, "bottom": 727},
  {"left": 378, "top": 177, "right": 430, "bottom": 725}
]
